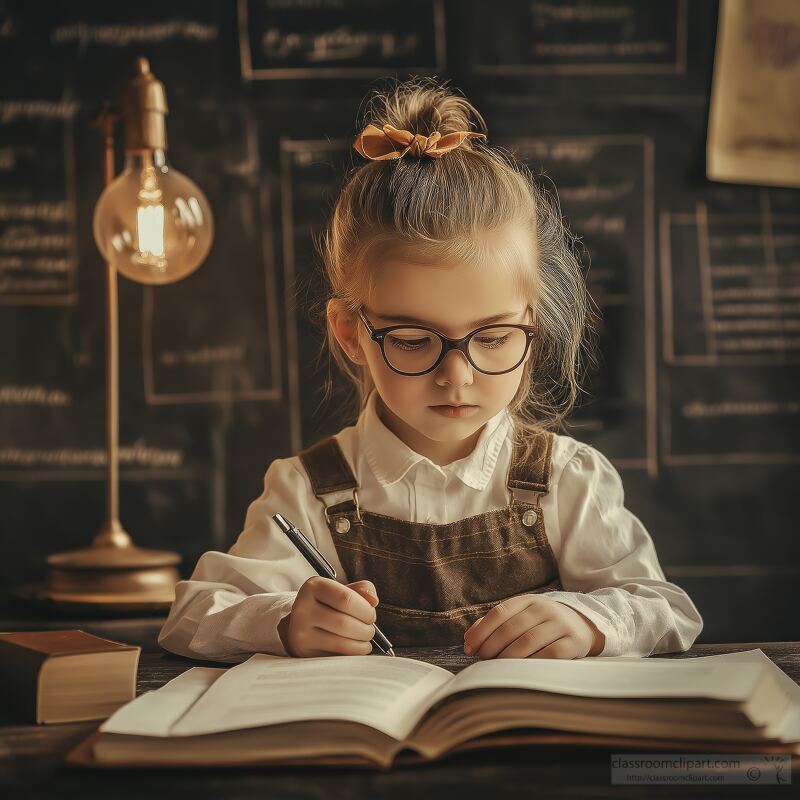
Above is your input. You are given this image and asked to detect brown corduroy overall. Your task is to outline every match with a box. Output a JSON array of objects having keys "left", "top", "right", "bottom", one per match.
[{"left": 298, "top": 430, "right": 563, "bottom": 646}]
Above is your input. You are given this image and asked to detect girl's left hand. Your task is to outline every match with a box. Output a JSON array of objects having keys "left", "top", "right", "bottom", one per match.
[{"left": 463, "top": 595, "right": 605, "bottom": 659}]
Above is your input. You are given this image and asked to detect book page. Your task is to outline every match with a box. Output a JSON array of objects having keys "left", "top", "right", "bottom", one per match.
[
  {"left": 169, "top": 654, "right": 454, "bottom": 741},
  {"left": 701, "top": 648, "right": 800, "bottom": 743},
  {"left": 423, "top": 655, "right": 769, "bottom": 708},
  {"left": 99, "top": 667, "right": 226, "bottom": 736}
]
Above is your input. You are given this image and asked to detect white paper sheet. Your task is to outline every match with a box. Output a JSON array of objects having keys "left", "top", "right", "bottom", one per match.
[
  {"left": 665, "top": 648, "right": 800, "bottom": 743},
  {"left": 99, "top": 667, "right": 226, "bottom": 736},
  {"left": 425, "top": 650, "right": 773, "bottom": 707},
  {"left": 169, "top": 654, "right": 454, "bottom": 741}
]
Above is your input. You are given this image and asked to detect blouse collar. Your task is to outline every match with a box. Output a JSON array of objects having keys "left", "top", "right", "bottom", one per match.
[{"left": 358, "top": 389, "right": 512, "bottom": 491}]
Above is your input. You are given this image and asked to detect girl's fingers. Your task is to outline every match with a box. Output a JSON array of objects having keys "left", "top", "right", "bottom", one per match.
[
  {"left": 308, "top": 627, "right": 374, "bottom": 656},
  {"left": 464, "top": 595, "right": 536, "bottom": 653},
  {"left": 312, "top": 602, "right": 375, "bottom": 641},
  {"left": 347, "top": 580, "right": 379, "bottom": 606},
  {"left": 313, "top": 578, "right": 376, "bottom": 624},
  {"left": 528, "top": 636, "right": 578, "bottom": 660},
  {"left": 495, "top": 620, "right": 564, "bottom": 659},
  {"left": 475, "top": 609, "right": 548, "bottom": 660}
]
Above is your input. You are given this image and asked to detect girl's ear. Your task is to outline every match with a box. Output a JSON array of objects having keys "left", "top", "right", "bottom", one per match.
[{"left": 327, "top": 299, "right": 365, "bottom": 364}]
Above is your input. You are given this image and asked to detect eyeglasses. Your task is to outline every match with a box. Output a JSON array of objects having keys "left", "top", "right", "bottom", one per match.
[{"left": 357, "top": 306, "right": 538, "bottom": 376}]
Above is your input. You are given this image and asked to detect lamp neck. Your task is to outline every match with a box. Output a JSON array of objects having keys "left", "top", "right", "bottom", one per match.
[{"left": 124, "top": 149, "right": 166, "bottom": 170}]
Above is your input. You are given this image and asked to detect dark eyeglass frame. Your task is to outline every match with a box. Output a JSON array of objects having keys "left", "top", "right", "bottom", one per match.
[{"left": 357, "top": 306, "right": 539, "bottom": 377}]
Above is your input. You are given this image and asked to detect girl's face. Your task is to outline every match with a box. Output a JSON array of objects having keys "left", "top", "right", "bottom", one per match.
[{"left": 333, "top": 242, "right": 535, "bottom": 465}]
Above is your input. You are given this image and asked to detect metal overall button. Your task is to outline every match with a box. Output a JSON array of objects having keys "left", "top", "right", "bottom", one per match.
[
  {"left": 334, "top": 517, "right": 351, "bottom": 534},
  {"left": 521, "top": 509, "right": 538, "bottom": 527}
]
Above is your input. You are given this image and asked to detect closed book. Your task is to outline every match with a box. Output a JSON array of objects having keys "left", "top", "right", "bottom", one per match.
[
  {"left": 65, "top": 648, "right": 800, "bottom": 769},
  {"left": 0, "top": 629, "right": 140, "bottom": 724}
]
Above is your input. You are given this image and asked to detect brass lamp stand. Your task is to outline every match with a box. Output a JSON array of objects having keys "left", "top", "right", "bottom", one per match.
[{"left": 14, "top": 58, "right": 213, "bottom": 614}]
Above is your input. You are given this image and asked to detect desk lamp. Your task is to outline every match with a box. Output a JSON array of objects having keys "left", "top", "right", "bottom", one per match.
[{"left": 35, "top": 58, "right": 214, "bottom": 612}]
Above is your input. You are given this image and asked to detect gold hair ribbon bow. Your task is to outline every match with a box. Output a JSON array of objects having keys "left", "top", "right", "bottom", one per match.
[{"left": 353, "top": 123, "right": 486, "bottom": 160}]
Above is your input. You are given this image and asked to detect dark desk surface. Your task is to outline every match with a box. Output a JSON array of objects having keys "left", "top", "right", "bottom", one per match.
[{"left": 1, "top": 616, "right": 798, "bottom": 798}]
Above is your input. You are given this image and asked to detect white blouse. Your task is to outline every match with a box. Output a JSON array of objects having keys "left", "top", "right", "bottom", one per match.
[{"left": 158, "top": 389, "right": 703, "bottom": 663}]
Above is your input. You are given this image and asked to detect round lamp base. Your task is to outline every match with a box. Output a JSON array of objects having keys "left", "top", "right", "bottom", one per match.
[
  {"left": 11, "top": 582, "right": 175, "bottom": 615},
  {"left": 12, "top": 543, "right": 182, "bottom": 615}
]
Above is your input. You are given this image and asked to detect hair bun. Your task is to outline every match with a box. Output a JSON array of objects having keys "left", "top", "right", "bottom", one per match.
[{"left": 356, "top": 76, "right": 487, "bottom": 155}]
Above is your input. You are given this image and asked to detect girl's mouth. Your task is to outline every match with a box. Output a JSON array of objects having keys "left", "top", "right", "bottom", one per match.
[{"left": 429, "top": 405, "right": 479, "bottom": 418}]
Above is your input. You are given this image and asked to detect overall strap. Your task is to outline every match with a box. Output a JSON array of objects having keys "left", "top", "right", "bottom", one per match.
[
  {"left": 297, "top": 436, "right": 358, "bottom": 495},
  {"left": 506, "top": 430, "right": 554, "bottom": 495},
  {"left": 297, "top": 436, "right": 361, "bottom": 524}
]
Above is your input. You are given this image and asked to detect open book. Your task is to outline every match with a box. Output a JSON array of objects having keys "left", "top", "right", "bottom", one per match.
[{"left": 66, "top": 649, "right": 800, "bottom": 769}]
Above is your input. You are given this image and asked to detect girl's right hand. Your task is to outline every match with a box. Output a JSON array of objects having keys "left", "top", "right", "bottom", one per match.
[{"left": 278, "top": 576, "right": 379, "bottom": 657}]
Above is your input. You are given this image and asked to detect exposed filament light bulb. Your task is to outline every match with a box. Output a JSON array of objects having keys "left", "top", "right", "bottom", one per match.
[
  {"left": 94, "top": 148, "right": 212, "bottom": 284},
  {"left": 92, "top": 58, "right": 213, "bottom": 285}
]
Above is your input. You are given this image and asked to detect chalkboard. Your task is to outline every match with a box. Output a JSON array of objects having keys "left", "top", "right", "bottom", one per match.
[{"left": 1, "top": 0, "right": 798, "bottom": 644}]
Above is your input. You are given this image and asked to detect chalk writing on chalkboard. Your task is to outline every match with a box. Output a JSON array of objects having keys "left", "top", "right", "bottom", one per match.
[
  {"left": 50, "top": 20, "right": 218, "bottom": 46},
  {"left": 661, "top": 198, "right": 800, "bottom": 366},
  {"left": 662, "top": 366, "right": 800, "bottom": 465},
  {"left": 0, "top": 101, "right": 78, "bottom": 305},
  {"left": 0, "top": 386, "right": 70, "bottom": 406},
  {"left": 660, "top": 194, "right": 800, "bottom": 466},
  {"left": 38, "top": 7, "right": 225, "bottom": 101},
  {"left": 470, "top": 0, "right": 687, "bottom": 76},
  {"left": 238, "top": 0, "right": 445, "bottom": 80}
]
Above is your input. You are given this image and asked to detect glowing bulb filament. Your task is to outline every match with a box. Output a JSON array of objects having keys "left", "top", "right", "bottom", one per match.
[{"left": 137, "top": 204, "right": 165, "bottom": 257}]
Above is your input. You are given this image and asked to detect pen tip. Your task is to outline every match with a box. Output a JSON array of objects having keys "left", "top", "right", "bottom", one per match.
[{"left": 387, "top": 648, "right": 396, "bottom": 657}]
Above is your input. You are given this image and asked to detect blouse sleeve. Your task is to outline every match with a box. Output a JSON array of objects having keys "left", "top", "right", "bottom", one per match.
[
  {"left": 157, "top": 457, "right": 322, "bottom": 663},
  {"left": 541, "top": 443, "right": 704, "bottom": 657}
]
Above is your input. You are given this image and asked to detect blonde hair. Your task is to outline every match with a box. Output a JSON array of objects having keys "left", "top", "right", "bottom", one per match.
[{"left": 306, "top": 76, "right": 601, "bottom": 462}]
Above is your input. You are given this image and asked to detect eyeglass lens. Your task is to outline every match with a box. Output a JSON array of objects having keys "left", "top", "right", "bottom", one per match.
[{"left": 383, "top": 326, "right": 529, "bottom": 374}]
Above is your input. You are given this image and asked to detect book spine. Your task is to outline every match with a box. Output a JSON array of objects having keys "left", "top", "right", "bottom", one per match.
[{"left": 0, "top": 640, "right": 48, "bottom": 723}]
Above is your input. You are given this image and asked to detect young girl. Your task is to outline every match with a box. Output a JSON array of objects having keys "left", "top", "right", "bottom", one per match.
[{"left": 158, "top": 77, "right": 703, "bottom": 663}]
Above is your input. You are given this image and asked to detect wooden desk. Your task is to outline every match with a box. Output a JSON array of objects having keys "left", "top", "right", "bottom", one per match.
[{"left": 1, "top": 616, "right": 798, "bottom": 798}]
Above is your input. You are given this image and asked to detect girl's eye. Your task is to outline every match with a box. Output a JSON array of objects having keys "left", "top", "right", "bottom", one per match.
[
  {"left": 474, "top": 334, "right": 510, "bottom": 349},
  {"left": 387, "top": 335, "right": 432, "bottom": 351}
]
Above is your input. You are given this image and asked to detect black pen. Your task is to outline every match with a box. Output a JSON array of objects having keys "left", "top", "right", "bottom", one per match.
[{"left": 272, "top": 513, "right": 395, "bottom": 657}]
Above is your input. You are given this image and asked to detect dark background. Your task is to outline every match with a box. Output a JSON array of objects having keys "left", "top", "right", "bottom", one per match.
[{"left": 0, "top": 0, "right": 797, "bottom": 642}]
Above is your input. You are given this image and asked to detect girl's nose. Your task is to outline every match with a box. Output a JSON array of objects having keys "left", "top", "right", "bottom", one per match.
[{"left": 434, "top": 349, "right": 474, "bottom": 387}]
